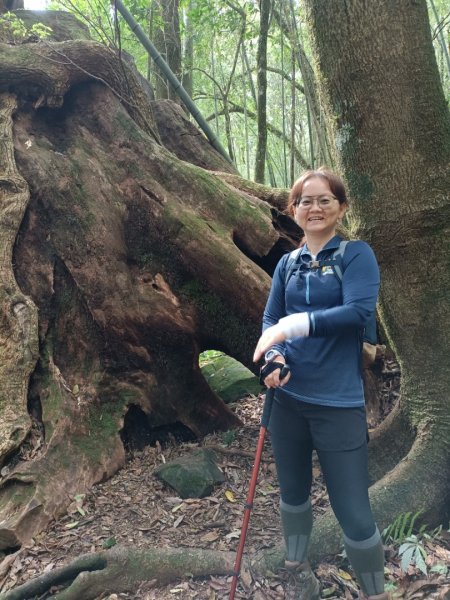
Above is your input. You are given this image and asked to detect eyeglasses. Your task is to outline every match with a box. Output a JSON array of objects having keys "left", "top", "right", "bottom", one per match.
[{"left": 294, "top": 195, "right": 339, "bottom": 209}]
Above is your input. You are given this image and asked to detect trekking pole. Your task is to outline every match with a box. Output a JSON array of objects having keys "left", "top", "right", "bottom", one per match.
[{"left": 229, "top": 364, "right": 290, "bottom": 600}]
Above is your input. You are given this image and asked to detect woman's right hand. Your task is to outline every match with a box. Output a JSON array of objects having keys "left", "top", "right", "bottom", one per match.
[{"left": 263, "top": 355, "right": 291, "bottom": 388}]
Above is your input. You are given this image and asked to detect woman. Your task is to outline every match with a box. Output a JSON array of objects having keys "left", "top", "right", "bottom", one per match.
[{"left": 253, "top": 168, "right": 388, "bottom": 600}]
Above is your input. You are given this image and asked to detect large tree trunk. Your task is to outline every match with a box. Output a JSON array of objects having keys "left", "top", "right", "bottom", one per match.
[
  {"left": 302, "top": 0, "right": 450, "bottom": 543},
  {"left": 0, "top": 22, "right": 300, "bottom": 552}
]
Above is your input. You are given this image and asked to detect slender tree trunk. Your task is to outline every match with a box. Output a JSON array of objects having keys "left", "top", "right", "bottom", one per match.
[
  {"left": 280, "top": 25, "right": 288, "bottom": 186},
  {"left": 206, "top": 103, "right": 310, "bottom": 169},
  {"left": 276, "top": 0, "right": 332, "bottom": 167},
  {"left": 181, "top": 1, "right": 194, "bottom": 100},
  {"left": 211, "top": 41, "right": 220, "bottom": 135},
  {"left": 241, "top": 47, "right": 251, "bottom": 180},
  {"left": 147, "top": 3, "right": 154, "bottom": 84},
  {"left": 153, "top": 0, "right": 182, "bottom": 101},
  {"left": 429, "top": 0, "right": 450, "bottom": 78},
  {"left": 242, "top": 45, "right": 257, "bottom": 104},
  {"left": 254, "top": 0, "right": 271, "bottom": 183},
  {"left": 290, "top": 47, "right": 296, "bottom": 183}
]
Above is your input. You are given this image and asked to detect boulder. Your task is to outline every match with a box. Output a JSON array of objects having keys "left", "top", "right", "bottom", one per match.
[{"left": 155, "top": 449, "right": 225, "bottom": 498}]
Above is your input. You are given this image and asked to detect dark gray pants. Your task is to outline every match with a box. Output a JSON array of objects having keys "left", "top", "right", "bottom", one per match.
[{"left": 269, "top": 392, "right": 376, "bottom": 541}]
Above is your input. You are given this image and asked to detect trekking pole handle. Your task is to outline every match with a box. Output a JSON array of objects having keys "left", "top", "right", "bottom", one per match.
[{"left": 260, "top": 364, "right": 290, "bottom": 428}]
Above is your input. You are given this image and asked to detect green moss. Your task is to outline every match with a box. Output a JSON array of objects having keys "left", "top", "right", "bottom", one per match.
[
  {"left": 200, "top": 354, "right": 262, "bottom": 403},
  {"left": 0, "top": 482, "right": 34, "bottom": 511},
  {"left": 180, "top": 280, "right": 258, "bottom": 358},
  {"left": 114, "top": 112, "right": 146, "bottom": 143},
  {"left": 187, "top": 165, "right": 272, "bottom": 233},
  {"left": 70, "top": 388, "right": 136, "bottom": 462}
]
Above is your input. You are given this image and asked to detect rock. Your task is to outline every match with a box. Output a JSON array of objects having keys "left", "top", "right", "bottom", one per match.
[
  {"left": 201, "top": 354, "right": 262, "bottom": 404},
  {"left": 155, "top": 449, "right": 225, "bottom": 498}
]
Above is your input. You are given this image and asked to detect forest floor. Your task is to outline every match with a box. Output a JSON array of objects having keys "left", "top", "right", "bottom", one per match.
[{"left": 1, "top": 361, "right": 449, "bottom": 600}]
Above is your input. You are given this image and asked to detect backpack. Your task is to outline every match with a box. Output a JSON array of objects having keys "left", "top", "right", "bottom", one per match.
[{"left": 284, "top": 240, "right": 378, "bottom": 345}]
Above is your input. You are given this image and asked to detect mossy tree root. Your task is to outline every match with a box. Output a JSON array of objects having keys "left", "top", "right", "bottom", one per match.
[{"left": 0, "top": 545, "right": 239, "bottom": 600}]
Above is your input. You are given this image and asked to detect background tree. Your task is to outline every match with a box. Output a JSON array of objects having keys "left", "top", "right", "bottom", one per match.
[
  {"left": 254, "top": 0, "right": 270, "bottom": 182},
  {"left": 48, "top": 0, "right": 449, "bottom": 183},
  {"left": 301, "top": 0, "right": 450, "bottom": 556},
  {"left": 152, "top": 0, "right": 182, "bottom": 100}
]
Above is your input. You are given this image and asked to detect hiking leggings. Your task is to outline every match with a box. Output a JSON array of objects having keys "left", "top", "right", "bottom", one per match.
[{"left": 269, "top": 397, "right": 377, "bottom": 542}]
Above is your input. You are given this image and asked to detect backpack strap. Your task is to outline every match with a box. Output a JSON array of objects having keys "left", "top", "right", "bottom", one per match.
[
  {"left": 284, "top": 247, "right": 302, "bottom": 287},
  {"left": 301, "top": 240, "right": 349, "bottom": 275},
  {"left": 284, "top": 240, "right": 348, "bottom": 287},
  {"left": 330, "top": 240, "right": 378, "bottom": 345},
  {"left": 330, "top": 240, "right": 349, "bottom": 283},
  {"left": 284, "top": 239, "right": 378, "bottom": 345}
]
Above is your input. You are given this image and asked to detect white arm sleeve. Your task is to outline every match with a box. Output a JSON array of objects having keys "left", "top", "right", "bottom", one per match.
[{"left": 278, "top": 312, "right": 310, "bottom": 339}]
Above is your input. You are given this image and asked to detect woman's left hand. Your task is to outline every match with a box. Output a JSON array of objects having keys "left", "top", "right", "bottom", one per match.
[{"left": 253, "top": 324, "right": 286, "bottom": 362}]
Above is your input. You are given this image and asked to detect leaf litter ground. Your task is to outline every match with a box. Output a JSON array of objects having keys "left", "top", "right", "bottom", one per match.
[{"left": 1, "top": 361, "right": 449, "bottom": 600}]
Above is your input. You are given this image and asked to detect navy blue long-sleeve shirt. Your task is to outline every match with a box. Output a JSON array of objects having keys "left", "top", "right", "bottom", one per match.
[{"left": 263, "top": 235, "right": 380, "bottom": 407}]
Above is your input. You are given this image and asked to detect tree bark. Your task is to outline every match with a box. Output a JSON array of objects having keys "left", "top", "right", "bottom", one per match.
[
  {"left": 254, "top": 0, "right": 271, "bottom": 183},
  {"left": 0, "top": 31, "right": 297, "bottom": 551},
  {"left": 303, "top": 0, "right": 450, "bottom": 533},
  {"left": 152, "top": 0, "right": 182, "bottom": 101},
  {"left": 181, "top": 1, "right": 194, "bottom": 100},
  {"left": 0, "top": 94, "right": 39, "bottom": 468}
]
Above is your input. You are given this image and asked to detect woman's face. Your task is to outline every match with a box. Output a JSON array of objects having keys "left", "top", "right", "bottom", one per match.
[{"left": 293, "top": 176, "right": 347, "bottom": 237}]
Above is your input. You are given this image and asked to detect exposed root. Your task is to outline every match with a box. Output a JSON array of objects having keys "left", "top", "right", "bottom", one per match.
[{"left": 0, "top": 545, "right": 238, "bottom": 600}]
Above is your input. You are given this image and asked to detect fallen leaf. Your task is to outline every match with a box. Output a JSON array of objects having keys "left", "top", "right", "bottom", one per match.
[
  {"left": 338, "top": 569, "right": 353, "bottom": 580},
  {"left": 200, "top": 531, "right": 220, "bottom": 542},
  {"left": 173, "top": 515, "right": 184, "bottom": 528}
]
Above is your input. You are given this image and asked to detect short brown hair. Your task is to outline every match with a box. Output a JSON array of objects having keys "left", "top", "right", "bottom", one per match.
[{"left": 287, "top": 168, "right": 348, "bottom": 214}]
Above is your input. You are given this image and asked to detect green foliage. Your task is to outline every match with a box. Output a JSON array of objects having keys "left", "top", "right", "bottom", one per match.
[
  {"left": 382, "top": 510, "right": 426, "bottom": 544},
  {"left": 383, "top": 512, "right": 446, "bottom": 576},
  {"left": 0, "top": 12, "right": 27, "bottom": 43},
  {"left": 42, "top": 0, "right": 449, "bottom": 183},
  {"left": 30, "top": 22, "right": 53, "bottom": 39},
  {"left": 221, "top": 429, "right": 236, "bottom": 446},
  {"left": 199, "top": 349, "right": 224, "bottom": 367},
  {"left": 49, "top": 0, "right": 115, "bottom": 45},
  {"left": 0, "top": 12, "right": 52, "bottom": 44},
  {"left": 398, "top": 535, "right": 428, "bottom": 575},
  {"left": 384, "top": 581, "right": 398, "bottom": 593},
  {"left": 430, "top": 563, "right": 448, "bottom": 575}
]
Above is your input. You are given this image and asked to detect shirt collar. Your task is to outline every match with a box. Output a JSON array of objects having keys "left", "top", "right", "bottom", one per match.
[{"left": 300, "top": 235, "right": 342, "bottom": 258}]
